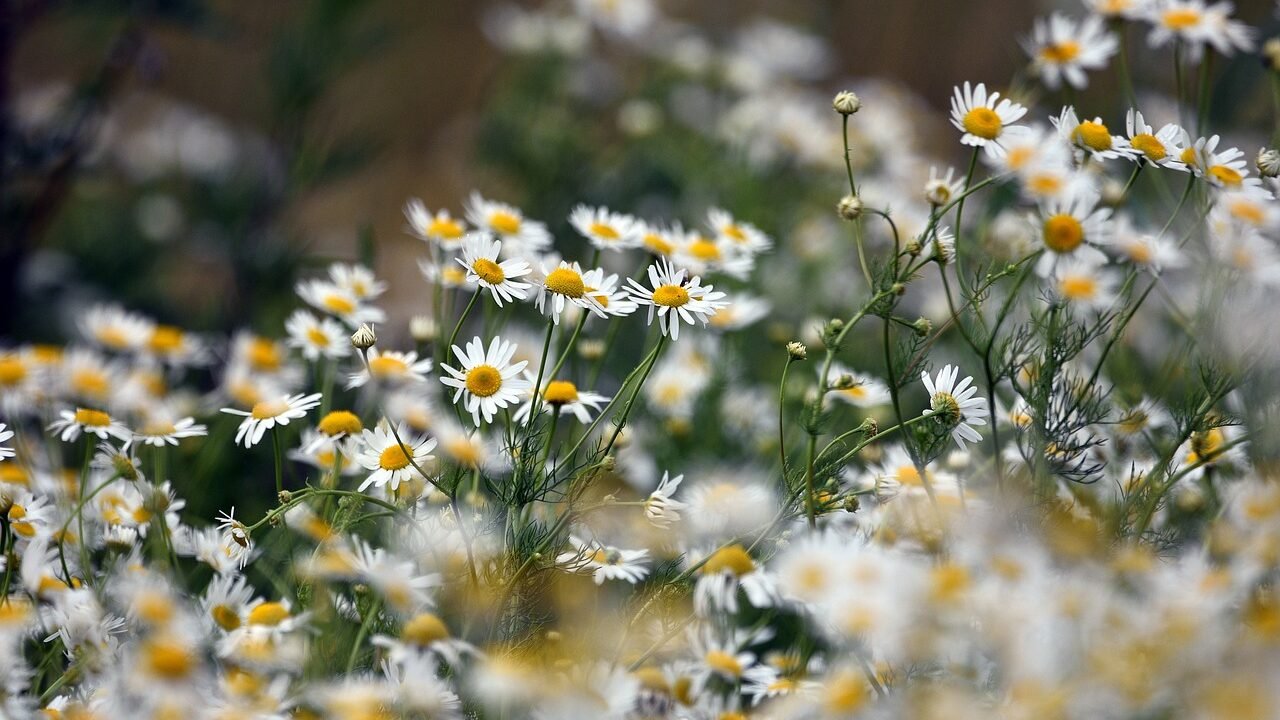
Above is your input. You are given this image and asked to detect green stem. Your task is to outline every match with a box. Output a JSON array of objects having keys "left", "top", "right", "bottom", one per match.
[
  {"left": 272, "top": 427, "right": 284, "bottom": 497},
  {"left": 444, "top": 290, "right": 482, "bottom": 368},
  {"left": 345, "top": 598, "right": 382, "bottom": 673}
]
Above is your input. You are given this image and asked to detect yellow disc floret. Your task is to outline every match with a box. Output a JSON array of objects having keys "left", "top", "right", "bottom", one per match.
[
  {"left": 1043, "top": 214, "right": 1085, "bottom": 253},
  {"left": 652, "top": 284, "right": 691, "bottom": 308},
  {"left": 379, "top": 444, "right": 412, "bottom": 471},
  {"left": 544, "top": 268, "right": 586, "bottom": 298},
  {"left": 962, "top": 107, "right": 1003, "bottom": 140},
  {"left": 74, "top": 408, "right": 112, "bottom": 427},
  {"left": 542, "top": 380, "right": 579, "bottom": 405},
  {"left": 1073, "top": 121, "right": 1113, "bottom": 152},
  {"left": 465, "top": 365, "right": 503, "bottom": 397},
  {"left": 472, "top": 258, "right": 506, "bottom": 284},
  {"left": 318, "top": 410, "right": 363, "bottom": 437}
]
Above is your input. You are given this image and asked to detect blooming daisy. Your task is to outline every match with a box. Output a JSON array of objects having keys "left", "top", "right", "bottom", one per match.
[
  {"left": 1112, "top": 214, "right": 1185, "bottom": 272},
  {"left": 581, "top": 267, "right": 639, "bottom": 318},
  {"left": 1123, "top": 109, "right": 1187, "bottom": 170},
  {"left": 432, "top": 418, "right": 505, "bottom": 473},
  {"left": 569, "top": 204, "right": 641, "bottom": 251},
  {"left": 80, "top": 304, "right": 154, "bottom": 353},
  {"left": 348, "top": 349, "right": 433, "bottom": 389},
  {"left": 285, "top": 310, "right": 351, "bottom": 362},
  {"left": 636, "top": 220, "right": 679, "bottom": 258},
  {"left": 924, "top": 165, "right": 965, "bottom": 207},
  {"left": 221, "top": 392, "right": 322, "bottom": 448},
  {"left": 355, "top": 423, "right": 436, "bottom": 493},
  {"left": 1024, "top": 13, "right": 1118, "bottom": 90},
  {"left": 328, "top": 263, "right": 386, "bottom": 302},
  {"left": 130, "top": 415, "right": 208, "bottom": 448},
  {"left": 1085, "top": 0, "right": 1153, "bottom": 20},
  {"left": 534, "top": 260, "right": 607, "bottom": 324},
  {"left": 921, "top": 365, "right": 989, "bottom": 450},
  {"left": 672, "top": 230, "right": 754, "bottom": 279},
  {"left": 215, "top": 508, "right": 255, "bottom": 569},
  {"left": 556, "top": 536, "right": 650, "bottom": 585},
  {"left": 464, "top": 192, "right": 551, "bottom": 257},
  {"left": 1145, "top": 0, "right": 1254, "bottom": 60},
  {"left": 48, "top": 408, "right": 132, "bottom": 443},
  {"left": 455, "top": 234, "right": 532, "bottom": 306},
  {"left": 0, "top": 423, "right": 12, "bottom": 460},
  {"left": 1034, "top": 190, "right": 1113, "bottom": 275},
  {"left": 513, "top": 376, "right": 609, "bottom": 424},
  {"left": 1051, "top": 257, "right": 1122, "bottom": 314},
  {"left": 626, "top": 259, "right": 729, "bottom": 340},
  {"left": 404, "top": 198, "right": 468, "bottom": 249},
  {"left": 644, "top": 471, "right": 688, "bottom": 529},
  {"left": 1182, "top": 134, "right": 1260, "bottom": 190},
  {"left": 707, "top": 207, "right": 773, "bottom": 254},
  {"left": 948, "top": 81, "right": 1030, "bottom": 158},
  {"left": 296, "top": 279, "right": 385, "bottom": 328},
  {"left": 1052, "top": 106, "right": 1136, "bottom": 161},
  {"left": 143, "top": 324, "right": 208, "bottom": 367},
  {"left": 693, "top": 543, "right": 779, "bottom": 615},
  {"left": 707, "top": 293, "right": 770, "bottom": 331},
  {"left": 439, "top": 336, "right": 531, "bottom": 425},
  {"left": 827, "top": 365, "right": 891, "bottom": 408}
]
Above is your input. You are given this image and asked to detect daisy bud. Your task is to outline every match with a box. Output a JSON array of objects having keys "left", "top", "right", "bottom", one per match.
[
  {"left": 843, "top": 495, "right": 861, "bottom": 513},
  {"left": 409, "top": 315, "right": 436, "bottom": 343},
  {"left": 786, "top": 341, "right": 808, "bottom": 360},
  {"left": 833, "top": 374, "right": 856, "bottom": 390},
  {"left": 351, "top": 323, "right": 377, "bottom": 351},
  {"left": 600, "top": 455, "right": 616, "bottom": 471},
  {"left": 891, "top": 283, "right": 906, "bottom": 296},
  {"left": 924, "top": 180, "right": 951, "bottom": 207},
  {"left": 1257, "top": 148, "right": 1280, "bottom": 178},
  {"left": 832, "top": 90, "right": 862, "bottom": 115},
  {"left": 279, "top": 490, "right": 292, "bottom": 504},
  {"left": 906, "top": 239, "right": 922, "bottom": 256},
  {"left": 837, "top": 194, "right": 863, "bottom": 221},
  {"left": 858, "top": 417, "right": 879, "bottom": 437},
  {"left": 913, "top": 318, "right": 932, "bottom": 337},
  {"left": 1263, "top": 38, "right": 1280, "bottom": 72}
]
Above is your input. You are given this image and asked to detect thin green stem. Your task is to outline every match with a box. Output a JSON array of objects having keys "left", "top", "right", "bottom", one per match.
[{"left": 444, "top": 290, "right": 482, "bottom": 367}]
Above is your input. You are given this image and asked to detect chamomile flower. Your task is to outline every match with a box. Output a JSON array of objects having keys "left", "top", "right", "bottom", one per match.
[
  {"left": 1085, "top": 0, "right": 1153, "bottom": 20},
  {"left": 348, "top": 349, "right": 433, "bottom": 389},
  {"left": 464, "top": 192, "right": 552, "bottom": 257},
  {"left": 581, "top": 267, "right": 639, "bottom": 318},
  {"left": 570, "top": 204, "right": 641, "bottom": 251},
  {"left": 826, "top": 365, "right": 891, "bottom": 408},
  {"left": 215, "top": 508, "right": 254, "bottom": 569},
  {"left": 626, "top": 259, "right": 729, "bottom": 340},
  {"left": 673, "top": 229, "right": 755, "bottom": 279},
  {"left": 535, "top": 260, "right": 607, "bottom": 323},
  {"left": 439, "top": 336, "right": 531, "bottom": 425},
  {"left": 221, "top": 392, "right": 322, "bottom": 448},
  {"left": 513, "top": 376, "right": 609, "bottom": 424},
  {"left": 0, "top": 423, "right": 12, "bottom": 460},
  {"left": 48, "top": 408, "right": 132, "bottom": 443},
  {"left": 296, "top": 279, "right": 386, "bottom": 327},
  {"left": 143, "top": 324, "right": 209, "bottom": 367},
  {"left": 404, "top": 198, "right": 468, "bottom": 249},
  {"left": 418, "top": 257, "right": 472, "bottom": 290},
  {"left": 644, "top": 471, "right": 688, "bottom": 529},
  {"left": 1145, "top": 0, "right": 1254, "bottom": 60},
  {"left": 81, "top": 304, "right": 154, "bottom": 353},
  {"left": 924, "top": 166, "right": 964, "bottom": 207},
  {"left": 353, "top": 540, "right": 442, "bottom": 615},
  {"left": 636, "top": 220, "right": 680, "bottom": 258},
  {"left": 1124, "top": 109, "right": 1187, "bottom": 170},
  {"left": 948, "top": 81, "right": 1030, "bottom": 158},
  {"left": 921, "top": 365, "right": 989, "bottom": 450},
  {"left": 355, "top": 423, "right": 436, "bottom": 493},
  {"left": 433, "top": 418, "right": 505, "bottom": 473},
  {"left": 692, "top": 543, "right": 779, "bottom": 615},
  {"left": 1024, "top": 13, "right": 1117, "bottom": 90},
  {"left": 707, "top": 293, "right": 771, "bottom": 331},
  {"left": 1112, "top": 214, "right": 1185, "bottom": 272},
  {"left": 1052, "top": 106, "right": 1136, "bottom": 160},
  {"left": 1183, "top": 134, "right": 1260, "bottom": 190},
  {"left": 130, "top": 415, "right": 207, "bottom": 448},
  {"left": 557, "top": 536, "right": 650, "bottom": 585},
  {"left": 1035, "top": 190, "right": 1113, "bottom": 275},
  {"left": 456, "top": 234, "right": 532, "bottom": 306},
  {"left": 329, "top": 263, "right": 386, "bottom": 301},
  {"left": 707, "top": 207, "right": 773, "bottom": 254},
  {"left": 1052, "top": 257, "right": 1122, "bottom": 313},
  {"left": 285, "top": 310, "right": 351, "bottom": 361}
]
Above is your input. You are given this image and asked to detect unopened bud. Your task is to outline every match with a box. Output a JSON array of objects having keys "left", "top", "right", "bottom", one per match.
[
  {"left": 600, "top": 454, "right": 616, "bottom": 471},
  {"left": 409, "top": 315, "right": 436, "bottom": 343},
  {"left": 832, "top": 90, "right": 862, "bottom": 115},
  {"left": 837, "top": 194, "right": 864, "bottom": 221},
  {"left": 843, "top": 495, "right": 861, "bottom": 513},
  {"left": 905, "top": 239, "right": 922, "bottom": 256},
  {"left": 912, "top": 318, "right": 932, "bottom": 337},
  {"left": 278, "top": 490, "right": 292, "bottom": 504},
  {"left": 351, "top": 323, "right": 377, "bottom": 351},
  {"left": 786, "top": 341, "right": 808, "bottom": 360},
  {"left": 858, "top": 417, "right": 879, "bottom": 437},
  {"left": 891, "top": 283, "right": 905, "bottom": 296},
  {"left": 1257, "top": 147, "right": 1280, "bottom": 178}
]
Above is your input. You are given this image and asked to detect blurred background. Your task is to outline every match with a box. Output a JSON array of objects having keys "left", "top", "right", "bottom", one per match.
[{"left": 3, "top": 0, "right": 1277, "bottom": 342}]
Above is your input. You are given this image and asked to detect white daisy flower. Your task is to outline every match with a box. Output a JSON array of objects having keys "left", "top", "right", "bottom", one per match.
[
  {"left": 143, "top": 324, "right": 209, "bottom": 367},
  {"left": 707, "top": 207, "right": 773, "bottom": 254},
  {"left": 1052, "top": 106, "right": 1137, "bottom": 161},
  {"left": 534, "top": 260, "right": 606, "bottom": 324},
  {"left": 80, "top": 304, "right": 154, "bottom": 353},
  {"left": 827, "top": 365, "right": 891, "bottom": 408},
  {"left": 921, "top": 365, "right": 989, "bottom": 450},
  {"left": 404, "top": 198, "right": 468, "bottom": 249},
  {"left": 1051, "top": 257, "right": 1122, "bottom": 313},
  {"left": 672, "top": 230, "right": 755, "bottom": 279},
  {"left": 636, "top": 220, "right": 680, "bottom": 258},
  {"left": 131, "top": 415, "right": 207, "bottom": 448},
  {"left": 296, "top": 279, "right": 386, "bottom": 328},
  {"left": 948, "top": 81, "right": 1030, "bottom": 158},
  {"left": 0, "top": 423, "right": 12, "bottom": 459},
  {"left": 285, "top": 310, "right": 351, "bottom": 362},
  {"left": 355, "top": 423, "right": 436, "bottom": 493},
  {"left": 1085, "top": 0, "right": 1153, "bottom": 20},
  {"left": 1112, "top": 214, "right": 1186, "bottom": 272},
  {"left": 707, "top": 293, "right": 770, "bottom": 331},
  {"left": 1024, "top": 13, "right": 1117, "bottom": 90},
  {"left": 1145, "top": 0, "right": 1254, "bottom": 60},
  {"left": 439, "top": 336, "right": 532, "bottom": 425},
  {"left": 581, "top": 267, "right": 639, "bottom": 318},
  {"left": 644, "top": 471, "right": 688, "bottom": 529},
  {"left": 569, "top": 204, "right": 641, "bottom": 251},
  {"left": 464, "top": 192, "right": 551, "bottom": 257},
  {"left": 48, "top": 408, "right": 132, "bottom": 443},
  {"left": 215, "top": 508, "right": 255, "bottom": 569},
  {"left": 626, "top": 259, "right": 729, "bottom": 341},
  {"left": 513, "top": 376, "right": 609, "bottom": 424},
  {"left": 1035, "top": 189, "right": 1113, "bottom": 275},
  {"left": 557, "top": 536, "right": 650, "bottom": 585},
  {"left": 348, "top": 349, "right": 433, "bottom": 389},
  {"left": 1182, "top": 134, "right": 1261, "bottom": 190},
  {"left": 328, "top": 263, "right": 386, "bottom": 301},
  {"left": 221, "top": 392, "right": 322, "bottom": 448},
  {"left": 924, "top": 165, "right": 965, "bottom": 207},
  {"left": 1124, "top": 109, "right": 1188, "bottom": 170},
  {"left": 456, "top": 234, "right": 532, "bottom": 306}
]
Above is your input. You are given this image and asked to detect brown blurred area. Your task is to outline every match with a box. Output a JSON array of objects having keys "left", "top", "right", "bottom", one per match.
[{"left": 9, "top": 0, "right": 1278, "bottom": 323}]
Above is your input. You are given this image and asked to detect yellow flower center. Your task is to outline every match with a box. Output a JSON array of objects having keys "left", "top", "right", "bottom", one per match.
[
  {"left": 896, "top": 464, "right": 923, "bottom": 486},
  {"left": 442, "top": 267, "right": 466, "bottom": 284},
  {"left": 1060, "top": 275, "right": 1098, "bottom": 301},
  {"left": 248, "top": 338, "right": 281, "bottom": 371},
  {"left": 465, "top": 365, "right": 503, "bottom": 397},
  {"left": 379, "top": 444, "right": 412, "bottom": 471},
  {"left": 71, "top": 369, "right": 109, "bottom": 398},
  {"left": 0, "top": 463, "right": 29, "bottom": 486},
  {"left": 825, "top": 672, "right": 869, "bottom": 714},
  {"left": 701, "top": 544, "right": 755, "bottom": 576},
  {"left": 1180, "top": 147, "right": 1198, "bottom": 167},
  {"left": 1209, "top": 165, "right": 1243, "bottom": 187},
  {"left": 306, "top": 327, "right": 330, "bottom": 346},
  {"left": 1163, "top": 8, "right": 1200, "bottom": 29},
  {"left": 446, "top": 438, "right": 481, "bottom": 468},
  {"left": 544, "top": 268, "right": 586, "bottom": 298},
  {"left": 705, "top": 650, "right": 743, "bottom": 678},
  {"left": 472, "top": 258, "right": 506, "bottom": 284},
  {"left": 402, "top": 612, "right": 450, "bottom": 645},
  {"left": 643, "top": 232, "right": 674, "bottom": 256},
  {"left": 1007, "top": 146, "right": 1034, "bottom": 170},
  {"left": 652, "top": 284, "right": 691, "bottom": 308},
  {"left": 322, "top": 293, "right": 356, "bottom": 315},
  {"left": 369, "top": 356, "right": 409, "bottom": 377},
  {"left": 931, "top": 563, "right": 971, "bottom": 602},
  {"left": 143, "top": 639, "right": 194, "bottom": 680},
  {"left": 542, "top": 380, "right": 579, "bottom": 405},
  {"left": 1043, "top": 214, "right": 1084, "bottom": 253},
  {"left": 489, "top": 210, "right": 522, "bottom": 235},
  {"left": 962, "top": 107, "right": 1003, "bottom": 140},
  {"left": 318, "top": 410, "right": 363, "bottom": 436},
  {"left": 1040, "top": 41, "right": 1080, "bottom": 63},
  {"left": 136, "top": 592, "right": 175, "bottom": 624},
  {"left": 250, "top": 400, "right": 288, "bottom": 420},
  {"left": 427, "top": 217, "right": 464, "bottom": 239},
  {"left": 0, "top": 357, "right": 25, "bottom": 385},
  {"left": 1126, "top": 242, "right": 1153, "bottom": 266},
  {"left": 212, "top": 604, "right": 241, "bottom": 631},
  {"left": 148, "top": 326, "right": 184, "bottom": 353},
  {"left": 1028, "top": 174, "right": 1063, "bottom": 196},
  {"left": 74, "top": 408, "right": 112, "bottom": 427},
  {"left": 247, "top": 602, "right": 290, "bottom": 626},
  {"left": 1229, "top": 200, "right": 1266, "bottom": 226},
  {"left": 1074, "top": 121, "right": 1113, "bottom": 151},
  {"left": 140, "top": 420, "right": 177, "bottom": 436},
  {"left": 688, "top": 238, "right": 720, "bottom": 261},
  {"left": 1131, "top": 133, "right": 1167, "bottom": 162},
  {"left": 723, "top": 224, "right": 747, "bottom": 242},
  {"left": 589, "top": 222, "right": 620, "bottom": 240},
  {"left": 96, "top": 327, "right": 131, "bottom": 350}
]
